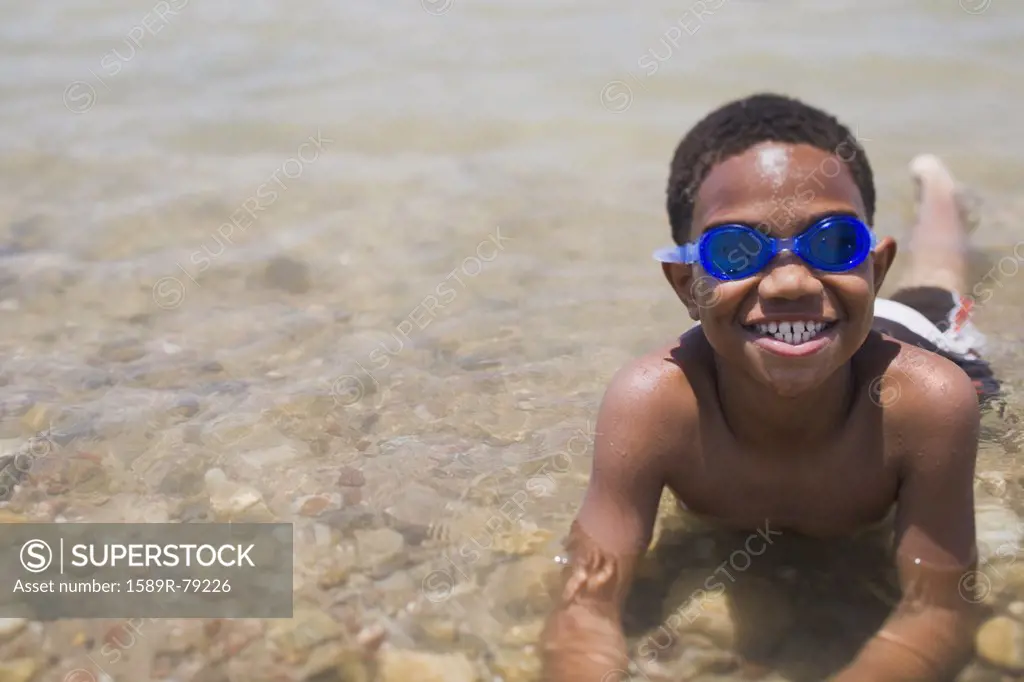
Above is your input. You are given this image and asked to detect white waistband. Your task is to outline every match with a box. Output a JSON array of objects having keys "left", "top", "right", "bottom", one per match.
[{"left": 873, "top": 296, "right": 985, "bottom": 358}]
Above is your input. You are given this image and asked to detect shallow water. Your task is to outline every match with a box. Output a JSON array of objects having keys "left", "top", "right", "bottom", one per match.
[{"left": 2, "top": 0, "right": 1024, "bottom": 680}]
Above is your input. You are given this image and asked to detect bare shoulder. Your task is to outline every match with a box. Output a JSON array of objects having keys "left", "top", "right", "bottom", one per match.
[
  {"left": 596, "top": 328, "right": 709, "bottom": 465},
  {"left": 857, "top": 332, "right": 980, "bottom": 464}
]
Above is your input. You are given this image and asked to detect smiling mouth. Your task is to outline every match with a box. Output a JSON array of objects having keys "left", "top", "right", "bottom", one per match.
[{"left": 742, "top": 320, "right": 837, "bottom": 345}]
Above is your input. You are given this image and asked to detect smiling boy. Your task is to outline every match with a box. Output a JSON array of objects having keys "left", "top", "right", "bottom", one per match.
[{"left": 541, "top": 93, "right": 995, "bottom": 681}]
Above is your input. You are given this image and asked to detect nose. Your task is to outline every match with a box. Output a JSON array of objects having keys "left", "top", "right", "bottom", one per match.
[{"left": 757, "top": 252, "right": 824, "bottom": 301}]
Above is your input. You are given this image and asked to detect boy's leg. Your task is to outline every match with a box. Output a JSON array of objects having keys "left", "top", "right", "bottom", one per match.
[
  {"left": 874, "top": 155, "right": 999, "bottom": 401},
  {"left": 892, "top": 154, "right": 970, "bottom": 296}
]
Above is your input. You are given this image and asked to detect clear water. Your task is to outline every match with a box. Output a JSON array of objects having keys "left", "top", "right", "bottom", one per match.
[{"left": 2, "top": 0, "right": 1024, "bottom": 680}]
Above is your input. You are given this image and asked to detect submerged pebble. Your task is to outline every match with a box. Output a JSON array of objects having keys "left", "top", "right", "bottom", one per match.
[
  {"left": 976, "top": 615, "right": 1024, "bottom": 672},
  {"left": 492, "top": 647, "right": 541, "bottom": 682},
  {"left": 355, "top": 527, "right": 406, "bottom": 577},
  {"left": 0, "top": 618, "right": 27, "bottom": 642},
  {"left": 96, "top": 338, "right": 146, "bottom": 363},
  {"left": 384, "top": 483, "right": 449, "bottom": 540},
  {"left": 266, "top": 608, "right": 345, "bottom": 665},
  {"left": 377, "top": 647, "right": 479, "bottom": 682},
  {"left": 296, "top": 494, "right": 338, "bottom": 517},
  {"left": 418, "top": 617, "right": 459, "bottom": 644},
  {"left": 204, "top": 468, "right": 273, "bottom": 522},
  {"left": 501, "top": 619, "right": 544, "bottom": 648},
  {"left": 0, "top": 659, "right": 37, "bottom": 682},
  {"left": 337, "top": 465, "right": 366, "bottom": 487},
  {"left": 261, "top": 256, "right": 311, "bottom": 294}
]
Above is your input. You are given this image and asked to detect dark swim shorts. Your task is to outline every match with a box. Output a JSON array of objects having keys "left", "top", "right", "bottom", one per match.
[{"left": 872, "top": 286, "right": 1000, "bottom": 402}]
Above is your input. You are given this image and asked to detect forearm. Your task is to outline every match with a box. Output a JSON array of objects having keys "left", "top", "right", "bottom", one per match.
[
  {"left": 833, "top": 604, "right": 979, "bottom": 682},
  {"left": 541, "top": 520, "right": 639, "bottom": 682},
  {"left": 541, "top": 602, "right": 629, "bottom": 682},
  {"left": 832, "top": 636, "right": 946, "bottom": 682}
]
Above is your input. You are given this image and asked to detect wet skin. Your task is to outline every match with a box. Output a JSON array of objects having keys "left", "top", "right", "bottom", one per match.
[
  {"left": 541, "top": 143, "right": 982, "bottom": 682},
  {"left": 663, "top": 143, "right": 893, "bottom": 530}
]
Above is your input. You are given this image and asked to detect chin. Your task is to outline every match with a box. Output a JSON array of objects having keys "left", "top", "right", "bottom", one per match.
[
  {"left": 753, "top": 361, "right": 832, "bottom": 398},
  {"left": 765, "top": 376, "right": 824, "bottom": 398}
]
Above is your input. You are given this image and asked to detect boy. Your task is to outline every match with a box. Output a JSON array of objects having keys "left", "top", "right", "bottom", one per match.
[{"left": 541, "top": 93, "right": 998, "bottom": 681}]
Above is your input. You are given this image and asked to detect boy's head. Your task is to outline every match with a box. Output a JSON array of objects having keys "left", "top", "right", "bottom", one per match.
[
  {"left": 667, "top": 93, "right": 876, "bottom": 243},
  {"left": 660, "top": 93, "right": 896, "bottom": 396}
]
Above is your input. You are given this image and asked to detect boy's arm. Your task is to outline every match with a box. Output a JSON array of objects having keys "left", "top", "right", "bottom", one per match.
[
  {"left": 541, "top": 361, "right": 678, "bottom": 682},
  {"left": 834, "top": 365, "right": 983, "bottom": 682}
]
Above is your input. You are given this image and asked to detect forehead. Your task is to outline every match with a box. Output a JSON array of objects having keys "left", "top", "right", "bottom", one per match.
[{"left": 691, "top": 142, "right": 866, "bottom": 235}]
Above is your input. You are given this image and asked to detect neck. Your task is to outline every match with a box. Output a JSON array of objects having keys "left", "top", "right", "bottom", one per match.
[{"left": 714, "top": 359, "right": 854, "bottom": 452}]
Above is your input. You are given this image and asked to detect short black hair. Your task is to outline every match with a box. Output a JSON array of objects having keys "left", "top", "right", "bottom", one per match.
[{"left": 666, "top": 93, "right": 875, "bottom": 244}]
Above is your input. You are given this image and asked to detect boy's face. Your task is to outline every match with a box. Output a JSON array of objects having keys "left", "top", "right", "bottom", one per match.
[{"left": 664, "top": 142, "right": 896, "bottom": 396}]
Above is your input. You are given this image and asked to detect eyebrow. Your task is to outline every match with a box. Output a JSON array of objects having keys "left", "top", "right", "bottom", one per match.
[{"left": 698, "top": 209, "right": 862, "bottom": 235}]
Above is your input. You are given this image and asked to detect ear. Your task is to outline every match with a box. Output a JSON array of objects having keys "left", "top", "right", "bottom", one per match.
[
  {"left": 870, "top": 235, "right": 897, "bottom": 294},
  {"left": 662, "top": 262, "right": 713, "bottom": 321}
]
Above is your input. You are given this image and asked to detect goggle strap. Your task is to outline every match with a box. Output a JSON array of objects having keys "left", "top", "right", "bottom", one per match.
[{"left": 651, "top": 243, "right": 698, "bottom": 264}]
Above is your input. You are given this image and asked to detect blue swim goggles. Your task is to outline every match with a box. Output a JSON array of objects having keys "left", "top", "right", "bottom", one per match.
[{"left": 653, "top": 215, "right": 876, "bottom": 281}]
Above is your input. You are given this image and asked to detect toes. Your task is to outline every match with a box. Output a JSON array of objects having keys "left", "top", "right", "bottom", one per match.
[
  {"left": 909, "top": 154, "right": 982, "bottom": 233},
  {"left": 909, "top": 154, "right": 956, "bottom": 190}
]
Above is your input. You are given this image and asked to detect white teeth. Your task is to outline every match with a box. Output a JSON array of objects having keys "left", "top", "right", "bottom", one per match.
[{"left": 752, "top": 321, "right": 831, "bottom": 345}]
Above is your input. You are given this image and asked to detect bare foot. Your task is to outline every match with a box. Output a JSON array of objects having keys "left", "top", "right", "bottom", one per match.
[
  {"left": 910, "top": 154, "right": 957, "bottom": 196},
  {"left": 910, "top": 154, "right": 981, "bottom": 234}
]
